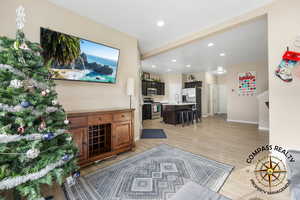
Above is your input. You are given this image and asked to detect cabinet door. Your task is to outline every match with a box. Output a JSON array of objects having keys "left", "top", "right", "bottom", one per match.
[
  {"left": 112, "top": 121, "right": 132, "bottom": 150},
  {"left": 161, "top": 83, "right": 165, "bottom": 95},
  {"left": 142, "top": 81, "right": 147, "bottom": 95},
  {"left": 70, "top": 128, "right": 88, "bottom": 162}
]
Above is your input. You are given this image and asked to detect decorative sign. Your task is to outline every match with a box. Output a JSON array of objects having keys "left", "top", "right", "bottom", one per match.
[{"left": 238, "top": 71, "right": 256, "bottom": 96}]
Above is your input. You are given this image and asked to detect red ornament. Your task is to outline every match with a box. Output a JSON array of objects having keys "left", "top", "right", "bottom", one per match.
[
  {"left": 38, "top": 121, "right": 46, "bottom": 131},
  {"left": 18, "top": 127, "right": 25, "bottom": 134}
]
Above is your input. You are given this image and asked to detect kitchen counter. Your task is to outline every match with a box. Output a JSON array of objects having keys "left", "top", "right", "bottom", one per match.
[
  {"left": 163, "top": 103, "right": 196, "bottom": 106},
  {"left": 162, "top": 104, "right": 195, "bottom": 125}
]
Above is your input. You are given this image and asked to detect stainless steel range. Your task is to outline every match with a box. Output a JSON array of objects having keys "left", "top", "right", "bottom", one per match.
[{"left": 143, "top": 98, "right": 162, "bottom": 120}]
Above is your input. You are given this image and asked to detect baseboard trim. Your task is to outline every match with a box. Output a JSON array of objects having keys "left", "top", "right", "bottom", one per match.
[
  {"left": 259, "top": 126, "right": 269, "bottom": 131},
  {"left": 202, "top": 114, "right": 209, "bottom": 118},
  {"left": 227, "top": 119, "right": 258, "bottom": 125}
]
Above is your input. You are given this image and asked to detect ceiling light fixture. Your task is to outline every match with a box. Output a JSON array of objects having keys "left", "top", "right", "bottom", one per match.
[
  {"left": 215, "top": 66, "right": 226, "bottom": 75},
  {"left": 157, "top": 20, "right": 165, "bottom": 27},
  {"left": 220, "top": 53, "right": 226, "bottom": 57},
  {"left": 186, "top": 64, "right": 191, "bottom": 68},
  {"left": 172, "top": 59, "right": 177, "bottom": 62},
  {"left": 152, "top": 65, "right": 156, "bottom": 68},
  {"left": 208, "top": 43, "right": 214, "bottom": 47},
  {"left": 167, "top": 69, "right": 172, "bottom": 72}
]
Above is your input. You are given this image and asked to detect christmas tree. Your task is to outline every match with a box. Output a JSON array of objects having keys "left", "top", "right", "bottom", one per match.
[{"left": 0, "top": 6, "right": 78, "bottom": 200}]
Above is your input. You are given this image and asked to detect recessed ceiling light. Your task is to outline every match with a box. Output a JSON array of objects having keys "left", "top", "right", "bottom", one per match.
[
  {"left": 152, "top": 65, "right": 156, "bottom": 68},
  {"left": 208, "top": 43, "right": 214, "bottom": 47},
  {"left": 220, "top": 53, "right": 226, "bottom": 57},
  {"left": 215, "top": 66, "right": 226, "bottom": 74},
  {"left": 217, "top": 66, "right": 224, "bottom": 71},
  {"left": 186, "top": 64, "right": 191, "bottom": 68},
  {"left": 167, "top": 69, "right": 172, "bottom": 72},
  {"left": 171, "top": 59, "right": 177, "bottom": 62},
  {"left": 157, "top": 20, "right": 165, "bottom": 27}
]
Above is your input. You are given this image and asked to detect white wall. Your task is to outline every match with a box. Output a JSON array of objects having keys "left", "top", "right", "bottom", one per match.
[
  {"left": 217, "top": 62, "right": 268, "bottom": 123},
  {"left": 217, "top": 84, "right": 227, "bottom": 114},
  {"left": 0, "top": 0, "right": 141, "bottom": 139},
  {"left": 161, "top": 73, "right": 183, "bottom": 103},
  {"left": 268, "top": 0, "right": 300, "bottom": 151},
  {"left": 257, "top": 91, "right": 269, "bottom": 130}
]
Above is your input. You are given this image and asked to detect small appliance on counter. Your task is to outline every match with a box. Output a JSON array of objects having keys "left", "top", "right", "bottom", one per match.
[{"left": 142, "top": 98, "right": 162, "bottom": 120}]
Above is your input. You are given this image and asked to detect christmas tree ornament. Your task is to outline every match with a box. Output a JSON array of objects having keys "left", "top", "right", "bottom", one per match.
[
  {"left": 66, "top": 136, "right": 72, "bottom": 142},
  {"left": 41, "top": 90, "right": 47, "bottom": 96},
  {"left": 26, "top": 148, "right": 40, "bottom": 159},
  {"left": 46, "top": 89, "right": 50, "bottom": 93},
  {"left": 19, "top": 42, "right": 29, "bottom": 50},
  {"left": 17, "top": 126, "right": 25, "bottom": 134},
  {"left": 52, "top": 100, "right": 58, "bottom": 105},
  {"left": 20, "top": 101, "right": 30, "bottom": 108},
  {"left": 43, "top": 132, "right": 54, "bottom": 140},
  {"left": 13, "top": 40, "right": 20, "bottom": 50},
  {"left": 62, "top": 154, "right": 71, "bottom": 162},
  {"left": 73, "top": 171, "right": 80, "bottom": 178},
  {"left": 38, "top": 121, "right": 46, "bottom": 131},
  {"left": 10, "top": 79, "right": 23, "bottom": 88},
  {"left": 64, "top": 119, "right": 69, "bottom": 125},
  {"left": 66, "top": 176, "right": 76, "bottom": 187}
]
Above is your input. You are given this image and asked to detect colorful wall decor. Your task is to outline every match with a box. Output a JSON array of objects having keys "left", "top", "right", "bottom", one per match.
[
  {"left": 275, "top": 50, "right": 300, "bottom": 82},
  {"left": 238, "top": 71, "right": 257, "bottom": 96}
]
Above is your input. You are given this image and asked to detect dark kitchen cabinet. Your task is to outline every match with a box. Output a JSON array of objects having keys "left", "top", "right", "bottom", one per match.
[
  {"left": 184, "top": 81, "right": 202, "bottom": 88},
  {"left": 157, "top": 82, "right": 165, "bottom": 95},
  {"left": 142, "top": 104, "right": 152, "bottom": 120},
  {"left": 142, "top": 81, "right": 147, "bottom": 95},
  {"left": 142, "top": 80, "right": 165, "bottom": 96}
]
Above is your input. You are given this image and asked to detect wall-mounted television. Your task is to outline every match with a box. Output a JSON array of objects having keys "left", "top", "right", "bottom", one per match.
[{"left": 40, "top": 28, "right": 120, "bottom": 83}]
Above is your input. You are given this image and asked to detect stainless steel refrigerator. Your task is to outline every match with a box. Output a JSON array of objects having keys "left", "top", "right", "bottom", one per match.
[{"left": 182, "top": 87, "right": 202, "bottom": 119}]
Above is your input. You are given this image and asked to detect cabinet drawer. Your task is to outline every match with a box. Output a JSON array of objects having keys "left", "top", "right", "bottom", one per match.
[
  {"left": 69, "top": 117, "right": 87, "bottom": 129},
  {"left": 113, "top": 112, "right": 131, "bottom": 122},
  {"left": 88, "top": 114, "right": 112, "bottom": 125}
]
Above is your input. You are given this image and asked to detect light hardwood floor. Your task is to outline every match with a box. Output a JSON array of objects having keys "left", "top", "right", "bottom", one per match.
[{"left": 48, "top": 116, "right": 290, "bottom": 200}]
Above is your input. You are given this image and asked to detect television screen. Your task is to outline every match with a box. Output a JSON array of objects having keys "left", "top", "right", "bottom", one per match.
[{"left": 40, "top": 28, "right": 120, "bottom": 83}]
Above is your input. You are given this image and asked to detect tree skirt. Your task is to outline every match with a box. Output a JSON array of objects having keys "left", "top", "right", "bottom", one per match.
[{"left": 64, "top": 144, "right": 233, "bottom": 200}]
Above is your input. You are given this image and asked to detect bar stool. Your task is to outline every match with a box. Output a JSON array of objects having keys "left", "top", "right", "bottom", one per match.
[
  {"left": 177, "top": 110, "right": 194, "bottom": 127},
  {"left": 192, "top": 108, "right": 200, "bottom": 123}
]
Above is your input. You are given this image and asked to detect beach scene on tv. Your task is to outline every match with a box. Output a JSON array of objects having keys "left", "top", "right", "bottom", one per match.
[{"left": 41, "top": 29, "right": 119, "bottom": 83}]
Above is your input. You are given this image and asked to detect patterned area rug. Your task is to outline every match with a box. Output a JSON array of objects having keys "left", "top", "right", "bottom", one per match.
[{"left": 64, "top": 144, "right": 233, "bottom": 200}]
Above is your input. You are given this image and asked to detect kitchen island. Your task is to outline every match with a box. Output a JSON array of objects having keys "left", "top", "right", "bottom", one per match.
[{"left": 162, "top": 103, "right": 196, "bottom": 125}]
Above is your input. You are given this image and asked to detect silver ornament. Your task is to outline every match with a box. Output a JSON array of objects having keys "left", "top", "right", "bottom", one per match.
[
  {"left": 41, "top": 90, "right": 47, "bottom": 96},
  {"left": 52, "top": 100, "right": 58, "bottom": 105},
  {"left": 26, "top": 148, "right": 40, "bottom": 159},
  {"left": 10, "top": 79, "right": 23, "bottom": 88},
  {"left": 64, "top": 119, "right": 69, "bottom": 125}
]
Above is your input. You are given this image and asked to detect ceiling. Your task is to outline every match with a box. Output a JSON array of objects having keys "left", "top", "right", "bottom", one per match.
[
  {"left": 142, "top": 16, "right": 268, "bottom": 74},
  {"left": 48, "top": 0, "right": 273, "bottom": 54}
]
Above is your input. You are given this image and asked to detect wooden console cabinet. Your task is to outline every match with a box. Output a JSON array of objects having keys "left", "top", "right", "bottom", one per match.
[{"left": 67, "top": 108, "right": 134, "bottom": 167}]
